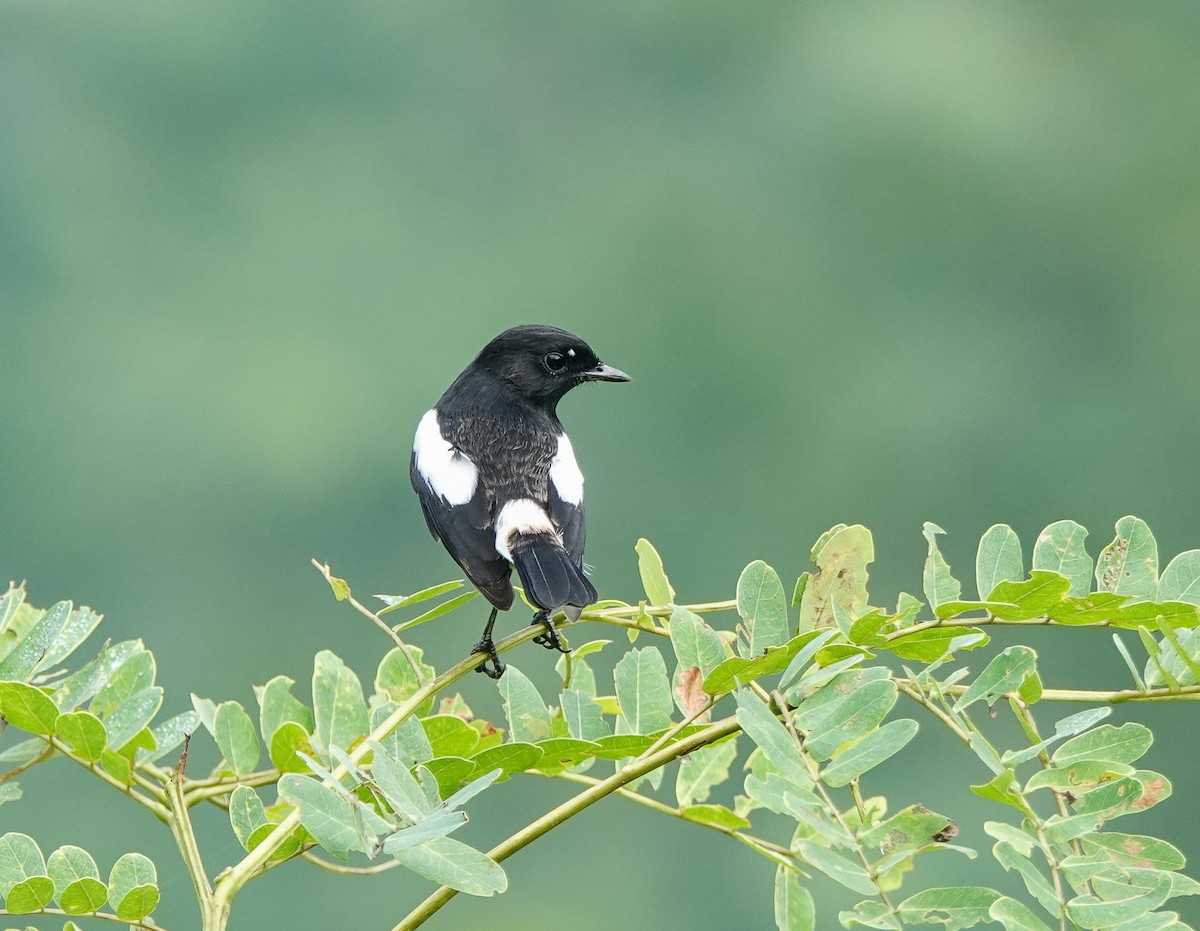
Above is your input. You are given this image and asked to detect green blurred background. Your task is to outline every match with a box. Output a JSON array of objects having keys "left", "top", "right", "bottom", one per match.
[{"left": 4, "top": 1, "right": 1200, "bottom": 927}]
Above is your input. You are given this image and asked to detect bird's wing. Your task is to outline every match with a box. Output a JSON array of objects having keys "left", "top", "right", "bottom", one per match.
[
  {"left": 410, "top": 419, "right": 513, "bottom": 610},
  {"left": 546, "top": 432, "right": 587, "bottom": 568}
]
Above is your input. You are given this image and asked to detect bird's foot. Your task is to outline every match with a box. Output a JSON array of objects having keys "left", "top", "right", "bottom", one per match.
[
  {"left": 530, "top": 610, "right": 571, "bottom": 653},
  {"left": 470, "top": 636, "right": 506, "bottom": 679}
]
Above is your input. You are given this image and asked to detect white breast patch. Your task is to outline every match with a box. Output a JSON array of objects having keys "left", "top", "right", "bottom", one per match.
[
  {"left": 413, "top": 409, "right": 478, "bottom": 506},
  {"left": 495, "top": 498, "right": 558, "bottom": 561},
  {"left": 549, "top": 433, "right": 584, "bottom": 505}
]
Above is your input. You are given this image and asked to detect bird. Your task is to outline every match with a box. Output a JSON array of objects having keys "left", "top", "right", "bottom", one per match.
[{"left": 410, "top": 324, "right": 630, "bottom": 678}]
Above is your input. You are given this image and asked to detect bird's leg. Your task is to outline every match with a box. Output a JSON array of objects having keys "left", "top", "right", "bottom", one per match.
[
  {"left": 470, "top": 606, "right": 505, "bottom": 679},
  {"left": 530, "top": 609, "right": 570, "bottom": 653}
]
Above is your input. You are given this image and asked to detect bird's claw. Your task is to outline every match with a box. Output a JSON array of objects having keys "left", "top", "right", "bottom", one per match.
[
  {"left": 470, "top": 637, "right": 506, "bottom": 679},
  {"left": 530, "top": 611, "right": 571, "bottom": 654}
]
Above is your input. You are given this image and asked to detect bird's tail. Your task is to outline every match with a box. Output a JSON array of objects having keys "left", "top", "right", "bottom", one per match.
[{"left": 509, "top": 533, "right": 597, "bottom": 617}]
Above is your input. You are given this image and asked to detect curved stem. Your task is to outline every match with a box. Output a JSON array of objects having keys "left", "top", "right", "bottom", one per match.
[
  {"left": 548, "top": 771, "right": 790, "bottom": 856},
  {"left": 301, "top": 850, "right": 401, "bottom": 875},
  {"left": 0, "top": 907, "right": 171, "bottom": 930},
  {"left": 392, "top": 714, "right": 743, "bottom": 931}
]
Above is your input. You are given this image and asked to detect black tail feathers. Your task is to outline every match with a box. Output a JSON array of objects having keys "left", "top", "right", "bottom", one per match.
[{"left": 510, "top": 533, "right": 597, "bottom": 613}]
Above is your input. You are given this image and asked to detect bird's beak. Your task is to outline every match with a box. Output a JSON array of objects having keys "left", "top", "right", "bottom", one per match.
[
  {"left": 583, "top": 362, "right": 631, "bottom": 383},
  {"left": 585, "top": 359, "right": 633, "bottom": 381}
]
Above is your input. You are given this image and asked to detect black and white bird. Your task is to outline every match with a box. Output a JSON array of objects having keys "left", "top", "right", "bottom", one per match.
[{"left": 410, "top": 324, "right": 630, "bottom": 678}]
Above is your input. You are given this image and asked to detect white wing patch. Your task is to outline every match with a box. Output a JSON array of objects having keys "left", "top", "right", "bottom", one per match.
[
  {"left": 413, "top": 409, "right": 478, "bottom": 506},
  {"left": 495, "top": 498, "right": 558, "bottom": 561},
  {"left": 549, "top": 433, "right": 584, "bottom": 505}
]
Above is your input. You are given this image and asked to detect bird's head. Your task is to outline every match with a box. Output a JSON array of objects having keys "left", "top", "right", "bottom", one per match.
[{"left": 472, "top": 324, "right": 630, "bottom": 408}]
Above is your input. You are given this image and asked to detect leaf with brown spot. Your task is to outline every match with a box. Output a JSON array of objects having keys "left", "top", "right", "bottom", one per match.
[{"left": 674, "top": 666, "right": 709, "bottom": 721}]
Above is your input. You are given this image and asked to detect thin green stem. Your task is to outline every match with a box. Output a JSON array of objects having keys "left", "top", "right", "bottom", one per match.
[
  {"left": 548, "top": 770, "right": 791, "bottom": 856},
  {"left": 300, "top": 850, "right": 401, "bottom": 875},
  {"left": 392, "top": 714, "right": 743, "bottom": 931},
  {"left": 44, "top": 735, "right": 171, "bottom": 822},
  {"left": 184, "top": 769, "right": 280, "bottom": 806},
  {"left": 212, "top": 617, "right": 557, "bottom": 914},
  {"left": 313, "top": 559, "right": 429, "bottom": 686},
  {"left": 773, "top": 692, "right": 899, "bottom": 918},
  {"left": 166, "top": 765, "right": 214, "bottom": 913},
  {"left": 631, "top": 693, "right": 719, "bottom": 764},
  {"left": 0, "top": 907, "right": 171, "bottom": 930},
  {"left": 0, "top": 742, "right": 54, "bottom": 781}
]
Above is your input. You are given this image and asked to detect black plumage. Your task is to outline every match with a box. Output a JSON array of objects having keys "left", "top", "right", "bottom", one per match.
[{"left": 410, "top": 324, "right": 629, "bottom": 677}]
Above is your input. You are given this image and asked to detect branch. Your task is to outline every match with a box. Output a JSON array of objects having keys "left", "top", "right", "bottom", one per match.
[
  {"left": 391, "top": 713, "right": 743, "bottom": 931},
  {"left": 0, "top": 907, "right": 171, "bottom": 930}
]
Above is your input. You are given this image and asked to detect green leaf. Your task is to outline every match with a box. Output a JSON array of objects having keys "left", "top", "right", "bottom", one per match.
[
  {"left": 269, "top": 721, "right": 313, "bottom": 773},
  {"left": 0, "top": 601, "right": 71, "bottom": 682},
  {"left": 1096, "top": 516, "right": 1158, "bottom": 598},
  {"left": 39, "top": 606, "right": 103, "bottom": 674},
  {"left": 278, "top": 774, "right": 386, "bottom": 859},
  {"left": 992, "top": 841, "right": 1059, "bottom": 915},
  {"left": 367, "top": 740, "right": 432, "bottom": 821},
  {"left": 106, "top": 852, "right": 159, "bottom": 922},
  {"left": 793, "top": 674, "right": 897, "bottom": 760},
  {"left": 1032, "top": 520, "right": 1092, "bottom": 597},
  {"left": 707, "top": 630, "right": 824, "bottom": 696},
  {"left": 229, "top": 786, "right": 271, "bottom": 850},
  {"left": 138, "top": 710, "right": 201, "bottom": 765},
  {"left": 374, "top": 646, "right": 435, "bottom": 715},
  {"left": 393, "top": 592, "right": 479, "bottom": 632},
  {"left": 0, "top": 682, "right": 59, "bottom": 734},
  {"left": 840, "top": 899, "right": 903, "bottom": 929},
  {"left": 1079, "top": 832, "right": 1185, "bottom": 870},
  {"left": 5, "top": 876, "right": 54, "bottom": 912},
  {"left": 922, "top": 523, "right": 962, "bottom": 610},
  {"left": 614, "top": 647, "right": 673, "bottom": 735},
  {"left": 822, "top": 718, "right": 918, "bottom": 787},
  {"left": 421, "top": 715, "right": 480, "bottom": 759},
  {"left": 676, "top": 737, "right": 738, "bottom": 808},
  {"left": 560, "top": 689, "right": 609, "bottom": 741},
  {"left": 372, "top": 703, "right": 433, "bottom": 767},
  {"left": 1158, "top": 550, "right": 1200, "bottom": 605},
  {"left": 0, "top": 834, "right": 46, "bottom": 900},
  {"left": 214, "top": 700, "right": 261, "bottom": 775},
  {"left": 254, "top": 675, "right": 314, "bottom": 747},
  {"left": 737, "top": 561, "right": 790, "bottom": 658},
  {"left": 90, "top": 650, "right": 155, "bottom": 718},
  {"left": 1070, "top": 774, "right": 1148, "bottom": 817},
  {"left": 376, "top": 579, "right": 465, "bottom": 615},
  {"left": 898, "top": 886, "right": 1003, "bottom": 929},
  {"left": 977, "top": 524, "right": 1023, "bottom": 601},
  {"left": 0, "top": 783, "right": 21, "bottom": 806},
  {"left": 526, "top": 738, "right": 602, "bottom": 774},
  {"left": 47, "top": 846, "right": 105, "bottom": 915},
  {"left": 1066, "top": 870, "right": 1171, "bottom": 928},
  {"left": 670, "top": 607, "right": 727, "bottom": 682},
  {"left": 794, "top": 840, "right": 875, "bottom": 895},
  {"left": 104, "top": 686, "right": 163, "bottom": 750},
  {"left": 797, "top": 524, "right": 874, "bottom": 632},
  {"left": 987, "top": 572, "right": 1071, "bottom": 622},
  {"left": 860, "top": 804, "right": 959, "bottom": 853},
  {"left": 1053, "top": 724, "right": 1153, "bottom": 767},
  {"left": 381, "top": 811, "right": 468, "bottom": 852},
  {"left": 389, "top": 836, "right": 507, "bottom": 896},
  {"left": 54, "top": 711, "right": 106, "bottom": 763},
  {"left": 312, "top": 650, "right": 369, "bottom": 757},
  {"left": 635, "top": 538, "right": 675, "bottom": 605},
  {"left": 988, "top": 896, "right": 1054, "bottom": 931},
  {"left": 774, "top": 865, "right": 815, "bottom": 931},
  {"left": 680, "top": 804, "right": 750, "bottom": 830},
  {"left": 498, "top": 666, "right": 553, "bottom": 743},
  {"left": 1110, "top": 601, "right": 1200, "bottom": 630},
  {"left": 1026, "top": 760, "right": 1133, "bottom": 794},
  {"left": 1049, "top": 592, "right": 1131, "bottom": 625},
  {"left": 466, "top": 743, "right": 542, "bottom": 781},
  {"left": 735, "top": 690, "right": 809, "bottom": 786},
  {"left": 888, "top": 628, "right": 988, "bottom": 663},
  {"left": 971, "top": 770, "right": 1028, "bottom": 813},
  {"left": 954, "top": 646, "right": 1039, "bottom": 710}
]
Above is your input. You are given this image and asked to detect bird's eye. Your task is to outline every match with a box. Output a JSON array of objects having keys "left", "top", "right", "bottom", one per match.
[{"left": 544, "top": 352, "right": 567, "bottom": 372}]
